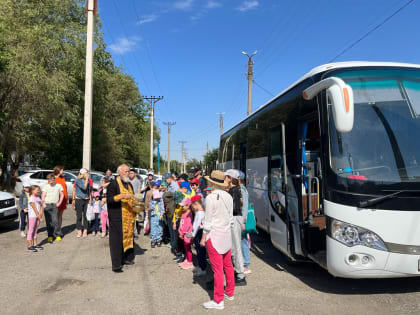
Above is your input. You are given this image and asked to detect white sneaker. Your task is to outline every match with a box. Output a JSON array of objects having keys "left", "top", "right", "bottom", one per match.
[
  {"left": 224, "top": 293, "right": 234, "bottom": 301},
  {"left": 203, "top": 300, "right": 224, "bottom": 310},
  {"left": 193, "top": 268, "right": 207, "bottom": 277},
  {"left": 20, "top": 231, "right": 26, "bottom": 237}
]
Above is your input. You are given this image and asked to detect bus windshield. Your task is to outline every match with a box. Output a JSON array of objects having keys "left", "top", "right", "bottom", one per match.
[{"left": 328, "top": 68, "right": 420, "bottom": 184}]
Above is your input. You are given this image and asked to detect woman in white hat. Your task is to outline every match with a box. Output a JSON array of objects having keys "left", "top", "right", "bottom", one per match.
[{"left": 200, "top": 170, "right": 235, "bottom": 310}]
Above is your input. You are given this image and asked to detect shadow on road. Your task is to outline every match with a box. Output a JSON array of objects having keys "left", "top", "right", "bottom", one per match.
[
  {"left": 0, "top": 220, "right": 19, "bottom": 234},
  {"left": 251, "top": 231, "right": 420, "bottom": 295},
  {"left": 134, "top": 241, "right": 147, "bottom": 256}
]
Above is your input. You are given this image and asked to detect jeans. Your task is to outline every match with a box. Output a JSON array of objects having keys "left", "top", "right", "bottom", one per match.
[
  {"left": 241, "top": 233, "right": 251, "bottom": 267},
  {"left": 150, "top": 215, "right": 163, "bottom": 243},
  {"left": 44, "top": 204, "right": 61, "bottom": 237},
  {"left": 75, "top": 199, "right": 89, "bottom": 230},
  {"left": 20, "top": 210, "right": 28, "bottom": 231},
  {"left": 93, "top": 213, "right": 100, "bottom": 232},
  {"left": 231, "top": 216, "right": 245, "bottom": 278},
  {"left": 167, "top": 214, "right": 176, "bottom": 249},
  {"left": 194, "top": 229, "right": 207, "bottom": 271},
  {"left": 27, "top": 217, "right": 40, "bottom": 241},
  {"left": 206, "top": 238, "right": 235, "bottom": 303}
]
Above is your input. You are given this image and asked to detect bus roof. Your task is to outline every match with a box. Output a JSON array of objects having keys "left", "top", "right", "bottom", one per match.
[{"left": 222, "top": 61, "right": 420, "bottom": 137}]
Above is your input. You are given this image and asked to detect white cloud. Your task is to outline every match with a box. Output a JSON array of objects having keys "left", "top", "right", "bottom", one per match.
[
  {"left": 205, "top": 1, "right": 221, "bottom": 9},
  {"left": 190, "top": 12, "right": 203, "bottom": 21},
  {"left": 109, "top": 37, "right": 141, "bottom": 55},
  {"left": 137, "top": 14, "right": 159, "bottom": 25},
  {"left": 173, "top": 0, "right": 194, "bottom": 10},
  {"left": 237, "top": 0, "right": 259, "bottom": 12}
]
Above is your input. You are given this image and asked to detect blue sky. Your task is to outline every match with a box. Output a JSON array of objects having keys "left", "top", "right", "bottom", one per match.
[{"left": 99, "top": 0, "right": 420, "bottom": 162}]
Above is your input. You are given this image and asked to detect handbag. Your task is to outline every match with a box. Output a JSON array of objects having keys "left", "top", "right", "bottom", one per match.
[
  {"left": 144, "top": 213, "right": 150, "bottom": 234},
  {"left": 86, "top": 204, "right": 94, "bottom": 222},
  {"left": 243, "top": 205, "right": 258, "bottom": 235}
]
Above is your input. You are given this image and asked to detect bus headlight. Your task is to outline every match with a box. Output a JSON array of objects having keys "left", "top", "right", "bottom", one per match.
[{"left": 330, "top": 219, "right": 388, "bottom": 252}]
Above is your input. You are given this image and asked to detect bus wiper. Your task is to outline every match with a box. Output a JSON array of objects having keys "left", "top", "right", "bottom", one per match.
[{"left": 358, "top": 191, "right": 403, "bottom": 208}]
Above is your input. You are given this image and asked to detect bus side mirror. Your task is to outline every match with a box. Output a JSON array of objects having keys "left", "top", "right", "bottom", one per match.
[{"left": 303, "top": 77, "right": 354, "bottom": 133}]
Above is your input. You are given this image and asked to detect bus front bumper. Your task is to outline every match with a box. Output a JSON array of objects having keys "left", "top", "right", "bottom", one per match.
[{"left": 327, "top": 236, "right": 420, "bottom": 278}]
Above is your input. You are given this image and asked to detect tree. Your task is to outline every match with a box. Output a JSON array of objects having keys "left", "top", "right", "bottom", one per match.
[
  {"left": 0, "top": 0, "right": 157, "bottom": 187},
  {"left": 203, "top": 148, "right": 219, "bottom": 172}
]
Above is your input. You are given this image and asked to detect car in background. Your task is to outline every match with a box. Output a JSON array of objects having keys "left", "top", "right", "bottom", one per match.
[
  {"left": 90, "top": 171, "right": 104, "bottom": 191},
  {"left": 0, "top": 191, "right": 18, "bottom": 226},
  {"left": 15, "top": 170, "right": 77, "bottom": 202}
]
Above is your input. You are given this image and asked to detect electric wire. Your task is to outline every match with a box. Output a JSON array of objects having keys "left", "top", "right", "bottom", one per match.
[{"left": 329, "top": 0, "right": 414, "bottom": 62}]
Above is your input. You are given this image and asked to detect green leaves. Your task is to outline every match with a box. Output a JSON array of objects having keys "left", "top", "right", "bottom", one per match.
[{"left": 0, "top": 0, "right": 155, "bottom": 178}]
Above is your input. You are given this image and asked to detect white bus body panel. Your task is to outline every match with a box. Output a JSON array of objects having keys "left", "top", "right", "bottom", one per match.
[{"left": 325, "top": 200, "right": 420, "bottom": 278}]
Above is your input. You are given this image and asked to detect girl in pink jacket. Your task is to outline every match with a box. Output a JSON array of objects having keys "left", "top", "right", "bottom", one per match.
[{"left": 178, "top": 198, "right": 193, "bottom": 270}]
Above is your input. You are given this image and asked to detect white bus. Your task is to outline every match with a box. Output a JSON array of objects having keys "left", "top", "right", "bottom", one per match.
[{"left": 219, "top": 61, "right": 420, "bottom": 278}]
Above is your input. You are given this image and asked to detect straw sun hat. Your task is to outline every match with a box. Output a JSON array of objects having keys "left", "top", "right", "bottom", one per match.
[{"left": 205, "top": 170, "right": 228, "bottom": 188}]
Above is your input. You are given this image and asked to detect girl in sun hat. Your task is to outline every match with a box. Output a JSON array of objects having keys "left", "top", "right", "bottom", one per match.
[{"left": 200, "top": 170, "right": 235, "bottom": 310}]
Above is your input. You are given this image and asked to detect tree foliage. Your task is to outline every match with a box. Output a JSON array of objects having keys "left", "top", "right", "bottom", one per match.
[
  {"left": 203, "top": 148, "right": 219, "bottom": 172},
  {"left": 0, "top": 0, "right": 157, "bottom": 184}
]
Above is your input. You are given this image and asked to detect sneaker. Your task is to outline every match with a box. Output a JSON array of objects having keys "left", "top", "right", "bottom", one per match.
[
  {"left": 20, "top": 231, "right": 26, "bottom": 237},
  {"left": 235, "top": 277, "right": 247, "bottom": 286},
  {"left": 166, "top": 243, "right": 172, "bottom": 248},
  {"left": 224, "top": 293, "right": 234, "bottom": 301},
  {"left": 157, "top": 241, "right": 162, "bottom": 247},
  {"left": 180, "top": 261, "right": 194, "bottom": 270},
  {"left": 27, "top": 246, "right": 37, "bottom": 253},
  {"left": 203, "top": 300, "right": 224, "bottom": 310},
  {"left": 244, "top": 267, "right": 252, "bottom": 275},
  {"left": 193, "top": 268, "right": 207, "bottom": 277},
  {"left": 34, "top": 245, "right": 44, "bottom": 250},
  {"left": 47, "top": 237, "right": 53, "bottom": 243},
  {"left": 176, "top": 256, "right": 185, "bottom": 263},
  {"left": 151, "top": 242, "right": 156, "bottom": 248},
  {"left": 55, "top": 236, "right": 62, "bottom": 242}
]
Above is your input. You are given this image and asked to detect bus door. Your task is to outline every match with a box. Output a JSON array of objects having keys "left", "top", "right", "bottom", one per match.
[{"left": 268, "top": 124, "right": 289, "bottom": 254}]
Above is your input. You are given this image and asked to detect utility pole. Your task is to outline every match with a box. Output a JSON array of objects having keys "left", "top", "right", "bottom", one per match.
[
  {"left": 216, "top": 112, "right": 225, "bottom": 135},
  {"left": 179, "top": 141, "right": 187, "bottom": 173},
  {"left": 82, "top": 0, "right": 97, "bottom": 171},
  {"left": 163, "top": 121, "right": 176, "bottom": 173},
  {"left": 143, "top": 96, "right": 164, "bottom": 170},
  {"left": 242, "top": 50, "right": 258, "bottom": 116}
]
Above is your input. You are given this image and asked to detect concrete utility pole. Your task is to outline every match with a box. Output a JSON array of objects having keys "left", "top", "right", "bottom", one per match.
[
  {"left": 216, "top": 112, "right": 225, "bottom": 135},
  {"left": 242, "top": 50, "right": 258, "bottom": 116},
  {"left": 163, "top": 121, "right": 176, "bottom": 173},
  {"left": 143, "top": 96, "right": 164, "bottom": 170},
  {"left": 82, "top": 0, "right": 97, "bottom": 171},
  {"left": 179, "top": 141, "right": 187, "bottom": 173}
]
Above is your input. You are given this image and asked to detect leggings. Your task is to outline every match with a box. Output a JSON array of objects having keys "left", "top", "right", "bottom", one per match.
[{"left": 27, "top": 217, "right": 40, "bottom": 241}]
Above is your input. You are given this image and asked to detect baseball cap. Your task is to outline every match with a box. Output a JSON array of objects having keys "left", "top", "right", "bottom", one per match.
[
  {"left": 191, "top": 195, "right": 202, "bottom": 203},
  {"left": 79, "top": 168, "right": 88, "bottom": 175},
  {"left": 180, "top": 181, "right": 191, "bottom": 191},
  {"left": 180, "top": 198, "right": 191, "bottom": 206},
  {"left": 162, "top": 172, "right": 171, "bottom": 181},
  {"left": 225, "top": 169, "right": 240, "bottom": 179},
  {"left": 190, "top": 178, "right": 200, "bottom": 185}
]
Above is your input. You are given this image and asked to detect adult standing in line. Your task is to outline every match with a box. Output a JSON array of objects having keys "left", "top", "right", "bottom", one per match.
[
  {"left": 75, "top": 168, "right": 91, "bottom": 238},
  {"left": 162, "top": 172, "right": 180, "bottom": 251},
  {"left": 238, "top": 170, "right": 251, "bottom": 274},
  {"left": 41, "top": 174, "right": 64, "bottom": 243},
  {"left": 200, "top": 170, "right": 235, "bottom": 310},
  {"left": 105, "top": 169, "right": 114, "bottom": 182},
  {"left": 129, "top": 168, "right": 142, "bottom": 238},
  {"left": 225, "top": 169, "right": 247, "bottom": 286},
  {"left": 193, "top": 166, "right": 207, "bottom": 197},
  {"left": 54, "top": 166, "right": 67, "bottom": 237},
  {"left": 107, "top": 164, "right": 136, "bottom": 273},
  {"left": 163, "top": 172, "right": 180, "bottom": 193}
]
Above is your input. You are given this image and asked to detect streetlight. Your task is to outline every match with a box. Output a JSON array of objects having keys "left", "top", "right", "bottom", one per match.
[{"left": 242, "top": 50, "right": 258, "bottom": 116}]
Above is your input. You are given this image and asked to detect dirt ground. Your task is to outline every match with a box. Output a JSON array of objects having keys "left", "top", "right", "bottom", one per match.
[{"left": 2, "top": 206, "right": 420, "bottom": 315}]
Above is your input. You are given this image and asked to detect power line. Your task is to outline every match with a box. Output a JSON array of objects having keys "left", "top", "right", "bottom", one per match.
[
  {"left": 329, "top": 0, "right": 414, "bottom": 62},
  {"left": 253, "top": 80, "right": 275, "bottom": 97}
]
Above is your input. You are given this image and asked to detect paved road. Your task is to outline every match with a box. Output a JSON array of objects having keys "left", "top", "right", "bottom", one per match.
[{"left": 2, "top": 207, "right": 420, "bottom": 314}]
